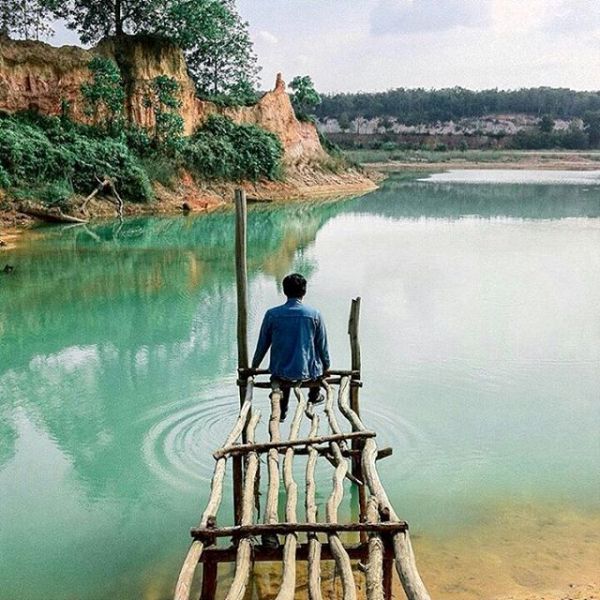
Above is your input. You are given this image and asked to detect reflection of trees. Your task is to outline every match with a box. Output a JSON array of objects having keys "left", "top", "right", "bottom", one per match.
[
  {"left": 0, "top": 198, "right": 349, "bottom": 495},
  {"left": 345, "top": 177, "right": 600, "bottom": 220}
]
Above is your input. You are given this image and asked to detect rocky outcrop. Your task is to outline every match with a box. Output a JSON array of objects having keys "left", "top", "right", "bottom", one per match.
[
  {"left": 0, "top": 35, "right": 91, "bottom": 119},
  {"left": 0, "top": 35, "right": 326, "bottom": 162}
]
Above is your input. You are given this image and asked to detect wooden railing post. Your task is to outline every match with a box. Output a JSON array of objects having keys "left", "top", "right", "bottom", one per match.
[
  {"left": 348, "top": 297, "right": 367, "bottom": 542},
  {"left": 234, "top": 188, "right": 249, "bottom": 525}
]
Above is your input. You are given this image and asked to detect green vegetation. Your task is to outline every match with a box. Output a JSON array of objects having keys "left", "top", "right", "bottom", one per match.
[
  {"left": 80, "top": 56, "right": 126, "bottom": 134},
  {"left": 0, "top": 108, "right": 284, "bottom": 206},
  {"left": 157, "top": 0, "right": 259, "bottom": 100},
  {"left": 143, "top": 75, "right": 185, "bottom": 152},
  {"left": 316, "top": 87, "right": 600, "bottom": 124},
  {"left": 183, "top": 115, "right": 282, "bottom": 181},
  {"left": 289, "top": 75, "right": 321, "bottom": 121},
  {"left": 0, "top": 112, "right": 154, "bottom": 204},
  {"left": 0, "top": 0, "right": 52, "bottom": 39}
]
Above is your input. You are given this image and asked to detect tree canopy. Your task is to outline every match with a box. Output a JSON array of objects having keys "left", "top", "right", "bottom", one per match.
[
  {"left": 315, "top": 87, "right": 600, "bottom": 125},
  {"left": 289, "top": 75, "right": 321, "bottom": 119},
  {"left": 1, "top": 0, "right": 53, "bottom": 39},
  {"left": 47, "top": 0, "right": 159, "bottom": 43},
  {"left": 156, "top": 0, "right": 259, "bottom": 99},
  {"left": 43, "top": 0, "right": 260, "bottom": 102}
]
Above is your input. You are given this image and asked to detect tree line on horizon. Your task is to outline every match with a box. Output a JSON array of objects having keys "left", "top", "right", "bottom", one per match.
[{"left": 315, "top": 87, "right": 600, "bottom": 126}]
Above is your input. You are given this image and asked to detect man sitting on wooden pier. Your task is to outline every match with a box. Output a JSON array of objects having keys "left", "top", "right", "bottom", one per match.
[{"left": 252, "top": 273, "right": 330, "bottom": 421}]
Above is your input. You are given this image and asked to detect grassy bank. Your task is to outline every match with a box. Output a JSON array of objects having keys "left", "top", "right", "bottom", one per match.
[{"left": 345, "top": 148, "right": 600, "bottom": 169}]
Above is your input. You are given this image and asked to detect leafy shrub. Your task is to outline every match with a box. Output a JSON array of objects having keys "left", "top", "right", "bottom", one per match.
[
  {"left": 38, "top": 180, "right": 73, "bottom": 207},
  {"left": 0, "top": 113, "right": 153, "bottom": 203},
  {"left": 183, "top": 115, "right": 283, "bottom": 181},
  {"left": 143, "top": 75, "right": 185, "bottom": 154},
  {"left": 0, "top": 165, "right": 10, "bottom": 188},
  {"left": 81, "top": 56, "right": 125, "bottom": 134}
]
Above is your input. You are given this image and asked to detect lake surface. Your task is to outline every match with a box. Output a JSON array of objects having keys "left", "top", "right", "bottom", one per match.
[{"left": 1, "top": 171, "right": 599, "bottom": 599}]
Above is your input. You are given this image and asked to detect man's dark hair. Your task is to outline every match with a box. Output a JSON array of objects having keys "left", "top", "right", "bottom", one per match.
[{"left": 283, "top": 273, "right": 307, "bottom": 298}]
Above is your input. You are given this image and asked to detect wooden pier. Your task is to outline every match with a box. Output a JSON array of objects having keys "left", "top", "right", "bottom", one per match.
[{"left": 173, "top": 190, "right": 431, "bottom": 600}]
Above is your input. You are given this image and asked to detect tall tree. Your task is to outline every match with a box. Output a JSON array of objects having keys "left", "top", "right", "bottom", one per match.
[
  {"left": 155, "top": 0, "right": 259, "bottom": 99},
  {"left": 289, "top": 75, "right": 321, "bottom": 119},
  {"left": 48, "top": 0, "right": 159, "bottom": 44},
  {"left": 1, "top": 0, "right": 53, "bottom": 40}
]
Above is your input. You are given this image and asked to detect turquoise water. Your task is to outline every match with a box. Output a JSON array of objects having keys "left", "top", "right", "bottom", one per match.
[{"left": 1, "top": 172, "right": 599, "bottom": 599}]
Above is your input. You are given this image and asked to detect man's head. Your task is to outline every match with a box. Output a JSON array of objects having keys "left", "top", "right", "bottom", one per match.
[{"left": 283, "top": 273, "right": 307, "bottom": 299}]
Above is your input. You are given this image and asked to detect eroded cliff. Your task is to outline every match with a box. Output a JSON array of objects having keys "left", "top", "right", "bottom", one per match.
[{"left": 0, "top": 34, "right": 326, "bottom": 163}]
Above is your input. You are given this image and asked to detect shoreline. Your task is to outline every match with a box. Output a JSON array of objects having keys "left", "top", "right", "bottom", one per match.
[
  {"left": 0, "top": 174, "right": 378, "bottom": 246},
  {"left": 354, "top": 150, "right": 600, "bottom": 173}
]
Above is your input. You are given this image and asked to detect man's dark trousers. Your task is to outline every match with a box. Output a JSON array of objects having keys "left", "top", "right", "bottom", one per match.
[{"left": 271, "top": 377, "right": 321, "bottom": 417}]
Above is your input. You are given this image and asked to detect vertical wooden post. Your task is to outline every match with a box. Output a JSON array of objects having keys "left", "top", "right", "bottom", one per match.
[
  {"left": 235, "top": 188, "right": 249, "bottom": 370},
  {"left": 383, "top": 552, "right": 394, "bottom": 600},
  {"left": 348, "top": 297, "right": 368, "bottom": 543},
  {"left": 234, "top": 188, "right": 249, "bottom": 525},
  {"left": 199, "top": 559, "right": 218, "bottom": 600}
]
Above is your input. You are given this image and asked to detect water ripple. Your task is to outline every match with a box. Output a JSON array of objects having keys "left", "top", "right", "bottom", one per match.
[{"left": 142, "top": 380, "right": 241, "bottom": 491}]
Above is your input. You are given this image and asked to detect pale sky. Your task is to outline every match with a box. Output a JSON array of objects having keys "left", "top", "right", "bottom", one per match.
[{"left": 49, "top": 0, "right": 600, "bottom": 93}]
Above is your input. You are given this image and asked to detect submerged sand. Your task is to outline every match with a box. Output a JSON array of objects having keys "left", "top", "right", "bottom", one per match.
[{"left": 183, "top": 501, "right": 599, "bottom": 600}]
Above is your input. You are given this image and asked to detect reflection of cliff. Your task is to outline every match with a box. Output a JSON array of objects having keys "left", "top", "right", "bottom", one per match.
[{"left": 0, "top": 200, "right": 350, "bottom": 497}]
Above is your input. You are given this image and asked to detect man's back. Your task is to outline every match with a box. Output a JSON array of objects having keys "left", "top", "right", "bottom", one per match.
[{"left": 252, "top": 297, "right": 329, "bottom": 381}]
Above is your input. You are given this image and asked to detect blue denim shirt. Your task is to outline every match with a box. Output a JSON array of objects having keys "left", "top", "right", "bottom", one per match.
[{"left": 252, "top": 298, "right": 330, "bottom": 380}]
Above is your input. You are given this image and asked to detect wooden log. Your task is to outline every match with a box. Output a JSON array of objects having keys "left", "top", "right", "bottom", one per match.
[
  {"left": 348, "top": 298, "right": 368, "bottom": 543},
  {"left": 250, "top": 377, "right": 360, "bottom": 389},
  {"left": 173, "top": 381, "right": 254, "bottom": 600},
  {"left": 248, "top": 445, "right": 391, "bottom": 459},
  {"left": 323, "top": 381, "right": 347, "bottom": 451},
  {"left": 213, "top": 431, "right": 376, "bottom": 459},
  {"left": 240, "top": 368, "right": 360, "bottom": 378},
  {"left": 276, "top": 388, "right": 307, "bottom": 600},
  {"left": 326, "top": 441, "right": 357, "bottom": 600},
  {"left": 200, "top": 542, "right": 394, "bottom": 563},
  {"left": 264, "top": 389, "right": 282, "bottom": 532},
  {"left": 366, "top": 496, "right": 384, "bottom": 600},
  {"left": 225, "top": 411, "right": 261, "bottom": 600},
  {"left": 337, "top": 377, "right": 431, "bottom": 600},
  {"left": 234, "top": 188, "right": 249, "bottom": 525},
  {"left": 199, "top": 558, "right": 217, "bottom": 600},
  {"left": 304, "top": 403, "right": 323, "bottom": 600},
  {"left": 234, "top": 188, "right": 249, "bottom": 370},
  {"left": 191, "top": 521, "right": 408, "bottom": 540}
]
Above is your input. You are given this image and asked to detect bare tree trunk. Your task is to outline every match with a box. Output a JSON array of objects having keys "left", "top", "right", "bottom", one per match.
[{"left": 115, "top": 0, "right": 123, "bottom": 35}]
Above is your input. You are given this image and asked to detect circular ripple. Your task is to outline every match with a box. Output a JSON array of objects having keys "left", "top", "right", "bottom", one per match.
[{"left": 142, "top": 378, "right": 242, "bottom": 490}]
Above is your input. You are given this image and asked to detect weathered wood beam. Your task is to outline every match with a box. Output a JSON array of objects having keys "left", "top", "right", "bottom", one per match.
[
  {"left": 200, "top": 543, "right": 394, "bottom": 563},
  {"left": 225, "top": 411, "right": 261, "bottom": 600},
  {"left": 366, "top": 496, "right": 384, "bottom": 600},
  {"left": 213, "top": 431, "right": 376, "bottom": 459},
  {"left": 304, "top": 403, "right": 323, "bottom": 600},
  {"left": 191, "top": 520, "right": 408, "bottom": 540},
  {"left": 276, "top": 388, "right": 307, "bottom": 600}
]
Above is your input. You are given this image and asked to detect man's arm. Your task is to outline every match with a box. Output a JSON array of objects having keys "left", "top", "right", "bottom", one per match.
[
  {"left": 251, "top": 312, "right": 272, "bottom": 369},
  {"left": 315, "top": 314, "right": 330, "bottom": 372}
]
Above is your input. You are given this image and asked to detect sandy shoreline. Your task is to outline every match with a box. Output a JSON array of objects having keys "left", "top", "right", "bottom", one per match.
[{"left": 364, "top": 154, "right": 600, "bottom": 172}]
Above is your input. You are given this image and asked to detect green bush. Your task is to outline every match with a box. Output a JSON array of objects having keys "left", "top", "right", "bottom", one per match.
[
  {"left": 0, "top": 113, "right": 153, "bottom": 203},
  {"left": 0, "top": 165, "right": 10, "bottom": 188},
  {"left": 183, "top": 115, "right": 283, "bottom": 181},
  {"left": 38, "top": 180, "right": 73, "bottom": 207}
]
